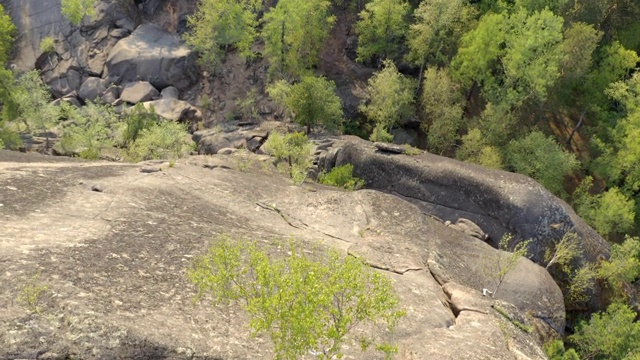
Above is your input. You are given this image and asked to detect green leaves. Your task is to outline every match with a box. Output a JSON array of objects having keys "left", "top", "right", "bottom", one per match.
[
  {"left": 263, "top": 0, "right": 335, "bottom": 77},
  {"left": 355, "top": 0, "right": 410, "bottom": 65},
  {"left": 187, "top": 234, "right": 404, "bottom": 359},
  {"left": 61, "top": 0, "right": 96, "bottom": 25},
  {"left": 360, "top": 60, "right": 415, "bottom": 131},
  {"left": 267, "top": 76, "right": 343, "bottom": 133},
  {"left": 506, "top": 131, "right": 579, "bottom": 197},
  {"left": 185, "top": 0, "right": 259, "bottom": 71},
  {"left": 0, "top": 4, "right": 15, "bottom": 65},
  {"left": 571, "top": 302, "right": 640, "bottom": 360},
  {"left": 318, "top": 164, "right": 365, "bottom": 190}
]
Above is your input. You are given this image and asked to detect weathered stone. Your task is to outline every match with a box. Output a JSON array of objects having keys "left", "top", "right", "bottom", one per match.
[
  {"left": 101, "top": 85, "right": 121, "bottom": 104},
  {"left": 105, "top": 24, "right": 199, "bottom": 91},
  {"left": 141, "top": 98, "right": 201, "bottom": 122},
  {"left": 447, "top": 218, "right": 489, "bottom": 241},
  {"left": 78, "top": 77, "right": 106, "bottom": 102},
  {"left": 121, "top": 81, "right": 159, "bottom": 104},
  {"left": 115, "top": 17, "right": 136, "bottom": 32},
  {"left": 160, "top": 86, "right": 179, "bottom": 99},
  {"left": 391, "top": 127, "right": 418, "bottom": 147},
  {"left": 109, "top": 28, "right": 130, "bottom": 38},
  {"left": 374, "top": 142, "right": 406, "bottom": 154}
]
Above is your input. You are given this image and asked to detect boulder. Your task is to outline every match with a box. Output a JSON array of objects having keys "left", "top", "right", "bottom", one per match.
[
  {"left": 121, "top": 81, "right": 159, "bottom": 104},
  {"left": 141, "top": 98, "right": 201, "bottom": 122},
  {"left": 105, "top": 24, "right": 199, "bottom": 91},
  {"left": 78, "top": 77, "right": 107, "bottom": 102},
  {"left": 160, "top": 86, "right": 179, "bottom": 100},
  {"left": 101, "top": 84, "right": 121, "bottom": 104}
]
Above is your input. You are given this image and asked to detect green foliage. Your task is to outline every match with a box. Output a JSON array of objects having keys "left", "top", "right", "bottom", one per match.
[
  {"left": 60, "top": 102, "right": 117, "bottom": 159},
  {"left": 573, "top": 176, "right": 636, "bottom": 238},
  {"left": 262, "top": 0, "right": 336, "bottom": 77},
  {"left": 456, "top": 128, "right": 504, "bottom": 170},
  {"left": 406, "top": 0, "right": 472, "bottom": 68},
  {"left": 126, "top": 120, "right": 194, "bottom": 162},
  {"left": 61, "top": 0, "right": 97, "bottom": 25},
  {"left": 420, "top": 67, "right": 464, "bottom": 154},
  {"left": 492, "top": 234, "right": 530, "bottom": 297},
  {"left": 318, "top": 164, "right": 365, "bottom": 190},
  {"left": 18, "top": 273, "right": 49, "bottom": 314},
  {"left": 236, "top": 89, "right": 259, "bottom": 121},
  {"left": 121, "top": 103, "right": 158, "bottom": 146},
  {"left": 452, "top": 9, "right": 565, "bottom": 107},
  {"left": 39, "top": 37, "right": 56, "bottom": 54},
  {"left": 506, "top": 131, "right": 579, "bottom": 197},
  {"left": 185, "top": 0, "right": 259, "bottom": 71},
  {"left": 596, "top": 236, "right": 640, "bottom": 299},
  {"left": 360, "top": 60, "right": 415, "bottom": 131},
  {"left": 369, "top": 124, "right": 394, "bottom": 143},
  {"left": 9, "top": 70, "right": 61, "bottom": 133},
  {"left": 568, "top": 262, "right": 597, "bottom": 305},
  {"left": 355, "top": 0, "right": 410, "bottom": 64},
  {"left": 267, "top": 76, "right": 343, "bottom": 133},
  {"left": 263, "top": 131, "right": 313, "bottom": 184},
  {"left": 544, "top": 232, "right": 581, "bottom": 273},
  {"left": 570, "top": 302, "right": 640, "bottom": 360},
  {"left": 188, "top": 234, "right": 404, "bottom": 359},
  {"left": 545, "top": 339, "right": 580, "bottom": 360},
  {"left": 0, "top": 4, "right": 15, "bottom": 65}
]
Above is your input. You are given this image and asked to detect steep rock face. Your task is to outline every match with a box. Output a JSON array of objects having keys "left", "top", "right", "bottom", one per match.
[
  {"left": 105, "top": 23, "right": 199, "bottom": 91},
  {"left": 0, "top": 150, "right": 558, "bottom": 359},
  {"left": 322, "top": 137, "right": 609, "bottom": 265}
]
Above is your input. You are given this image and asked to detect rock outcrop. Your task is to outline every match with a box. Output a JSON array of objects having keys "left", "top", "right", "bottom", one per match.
[
  {"left": 105, "top": 23, "right": 199, "bottom": 91},
  {"left": 0, "top": 150, "right": 560, "bottom": 359}
]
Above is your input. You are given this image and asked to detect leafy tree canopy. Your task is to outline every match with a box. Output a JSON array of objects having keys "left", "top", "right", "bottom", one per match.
[{"left": 355, "top": 0, "right": 410, "bottom": 65}]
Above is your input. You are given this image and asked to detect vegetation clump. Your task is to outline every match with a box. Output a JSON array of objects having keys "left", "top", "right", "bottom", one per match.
[
  {"left": 318, "top": 164, "right": 365, "bottom": 190},
  {"left": 188, "top": 234, "right": 405, "bottom": 359},
  {"left": 263, "top": 131, "right": 313, "bottom": 184}
]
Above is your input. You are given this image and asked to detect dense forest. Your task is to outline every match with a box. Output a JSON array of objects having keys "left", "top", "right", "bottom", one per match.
[
  {"left": 2, "top": 0, "right": 640, "bottom": 358},
  {"left": 183, "top": 0, "right": 640, "bottom": 246}
]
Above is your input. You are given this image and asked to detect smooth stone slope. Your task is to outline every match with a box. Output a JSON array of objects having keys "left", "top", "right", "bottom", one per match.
[{"left": 0, "top": 150, "right": 557, "bottom": 359}]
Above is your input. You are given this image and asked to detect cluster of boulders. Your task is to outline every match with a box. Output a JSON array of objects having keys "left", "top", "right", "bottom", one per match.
[{"left": 2, "top": 0, "right": 201, "bottom": 123}]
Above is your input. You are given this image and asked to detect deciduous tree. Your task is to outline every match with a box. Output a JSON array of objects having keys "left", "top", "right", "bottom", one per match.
[{"left": 355, "top": 0, "right": 410, "bottom": 66}]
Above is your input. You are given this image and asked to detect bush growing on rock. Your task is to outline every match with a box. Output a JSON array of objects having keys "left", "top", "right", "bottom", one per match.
[
  {"left": 267, "top": 76, "right": 343, "bottom": 134},
  {"left": 126, "top": 120, "right": 194, "bottom": 162},
  {"left": 188, "top": 234, "right": 404, "bottom": 359},
  {"left": 318, "top": 164, "right": 365, "bottom": 190},
  {"left": 263, "top": 131, "right": 313, "bottom": 184},
  {"left": 61, "top": 0, "right": 97, "bottom": 25},
  {"left": 59, "top": 102, "right": 117, "bottom": 159}
]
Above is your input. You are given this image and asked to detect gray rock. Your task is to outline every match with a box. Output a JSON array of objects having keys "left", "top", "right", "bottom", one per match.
[
  {"left": 101, "top": 84, "right": 121, "bottom": 104},
  {"left": 105, "top": 24, "right": 199, "bottom": 91},
  {"left": 374, "top": 142, "right": 405, "bottom": 154},
  {"left": 121, "top": 81, "right": 159, "bottom": 104},
  {"left": 196, "top": 131, "right": 246, "bottom": 155},
  {"left": 109, "top": 28, "right": 130, "bottom": 38},
  {"left": 448, "top": 218, "right": 489, "bottom": 241},
  {"left": 391, "top": 127, "right": 418, "bottom": 147},
  {"left": 78, "top": 77, "right": 106, "bottom": 102},
  {"left": 140, "top": 98, "right": 201, "bottom": 122},
  {"left": 160, "top": 86, "right": 179, "bottom": 99},
  {"left": 140, "top": 166, "right": 162, "bottom": 173},
  {"left": 115, "top": 18, "right": 136, "bottom": 32},
  {"left": 66, "top": 70, "right": 82, "bottom": 91},
  {"left": 91, "top": 184, "right": 105, "bottom": 192}
]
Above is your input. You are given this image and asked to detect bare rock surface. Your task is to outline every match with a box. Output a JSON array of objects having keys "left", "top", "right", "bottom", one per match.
[
  {"left": 0, "top": 150, "right": 558, "bottom": 359},
  {"left": 105, "top": 23, "right": 199, "bottom": 91}
]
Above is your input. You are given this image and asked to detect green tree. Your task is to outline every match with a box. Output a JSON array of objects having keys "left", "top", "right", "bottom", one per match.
[
  {"left": 318, "top": 164, "right": 365, "bottom": 190},
  {"left": 184, "top": 0, "right": 260, "bottom": 71},
  {"left": 596, "top": 236, "right": 640, "bottom": 299},
  {"left": 0, "top": 4, "right": 19, "bottom": 149},
  {"left": 360, "top": 60, "right": 415, "bottom": 134},
  {"left": 61, "top": 0, "right": 97, "bottom": 25},
  {"left": 267, "top": 76, "right": 343, "bottom": 134},
  {"left": 506, "top": 131, "right": 579, "bottom": 197},
  {"left": 9, "top": 70, "right": 61, "bottom": 134},
  {"left": 355, "top": 0, "right": 410, "bottom": 65},
  {"left": 406, "top": 0, "right": 472, "bottom": 76},
  {"left": 545, "top": 339, "right": 580, "bottom": 360},
  {"left": 570, "top": 302, "right": 640, "bottom": 360},
  {"left": 188, "top": 234, "right": 404, "bottom": 359},
  {"left": 262, "top": 0, "right": 336, "bottom": 77},
  {"left": 420, "top": 67, "right": 464, "bottom": 154},
  {"left": 126, "top": 120, "right": 194, "bottom": 162},
  {"left": 59, "top": 102, "right": 117, "bottom": 159},
  {"left": 263, "top": 131, "right": 314, "bottom": 184},
  {"left": 456, "top": 129, "right": 504, "bottom": 169},
  {"left": 452, "top": 9, "right": 564, "bottom": 107}
]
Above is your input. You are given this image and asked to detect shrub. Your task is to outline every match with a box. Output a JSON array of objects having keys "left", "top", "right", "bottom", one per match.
[
  {"left": 457, "top": 128, "right": 504, "bottom": 170},
  {"left": 263, "top": 131, "right": 313, "bottom": 184},
  {"left": 9, "top": 70, "right": 61, "bottom": 133},
  {"left": 59, "top": 102, "right": 117, "bottom": 159},
  {"left": 126, "top": 120, "right": 194, "bottom": 162},
  {"left": 18, "top": 273, "right": 49, "bottom": 314},
  {"left": 570, "top": 302, "right": 640, "bottom": 360},
  {"left": 369, "top": 124, "right": 394, "bottom": 143},
  {"left": 188, "top": 234, "right": 404, "bottom": 359},
  {"left": 545, "top": 340, "right": 580, "bottom": 360},
  {"left": 319, "top": 164, "right": 365, "bottom": 190},
  {"left": 61, "top": 0, "right": 97, "bottom": 25},
  {"left": 121, "top": 103, "right": 158, "bottom": 145},
  {"left": 39, "top": 37, "right": 55, "bottom": 54}
]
